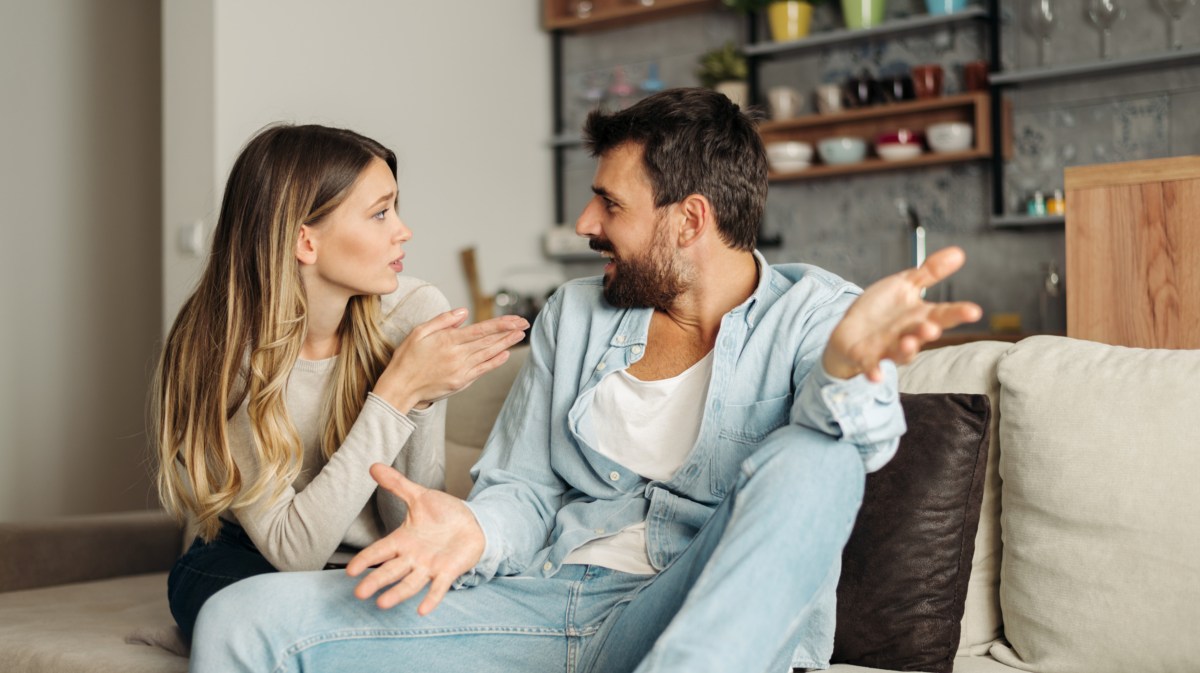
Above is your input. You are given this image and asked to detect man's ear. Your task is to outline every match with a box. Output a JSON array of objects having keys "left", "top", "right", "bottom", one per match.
[
  {"left": 295, "top": 224, "right": 318, "bottom": 265},
  {"left": 676, "top": 194, "right": 711, "bottom": 248}
]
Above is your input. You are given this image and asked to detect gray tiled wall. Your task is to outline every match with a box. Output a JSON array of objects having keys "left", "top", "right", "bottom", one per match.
[{"left": 555, "top": 2, "right": 1199, "bottom": 333}]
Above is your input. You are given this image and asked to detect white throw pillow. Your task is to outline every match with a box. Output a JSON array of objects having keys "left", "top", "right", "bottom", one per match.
[{"left": 990, "top": 336, "right": 1200, "bottom": 673}]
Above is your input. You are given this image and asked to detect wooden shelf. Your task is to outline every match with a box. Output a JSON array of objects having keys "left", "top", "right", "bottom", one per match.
[
  {"left": 744, "top": 7, "right": 990, "bottom": 59},
  {"left": 990, "top": 214, "right": 1065, "bottom": 228},
  {"left": 543, "top": 0, "right": 717, "bottom": 33},
  {"left": 760, "top": 93, "right": 992, "bottom": 181}
]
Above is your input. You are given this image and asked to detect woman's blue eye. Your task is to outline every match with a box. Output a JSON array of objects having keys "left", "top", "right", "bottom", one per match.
[{"left": 373, "top": 208, "right": 389, "bottom": 220}]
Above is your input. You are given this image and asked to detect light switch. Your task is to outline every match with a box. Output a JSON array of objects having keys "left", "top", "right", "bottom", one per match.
[{"left": 178, "top": 220, "right": 206, "bottom": 257}]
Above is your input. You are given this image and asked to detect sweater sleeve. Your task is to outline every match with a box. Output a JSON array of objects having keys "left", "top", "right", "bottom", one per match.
[{"left": 228, "top": 278, "right": 451, "bottom": 571}]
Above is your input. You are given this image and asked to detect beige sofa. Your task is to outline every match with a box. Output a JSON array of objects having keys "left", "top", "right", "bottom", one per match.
[{"left": 2, "top": 336, "right": 1197, "bottom": 673}]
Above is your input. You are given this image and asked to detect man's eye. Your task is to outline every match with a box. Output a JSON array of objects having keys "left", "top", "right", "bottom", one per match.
[
  {"left": 373, "top": 208, "right": 389, "bottom": 220},
  {"left": 604, "top": 200, "right": 617, "bottom": 211}
]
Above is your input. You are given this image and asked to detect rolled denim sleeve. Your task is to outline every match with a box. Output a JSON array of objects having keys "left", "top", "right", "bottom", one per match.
[{"left": 787, "top": 289, "right": 906, "bottom": 473}]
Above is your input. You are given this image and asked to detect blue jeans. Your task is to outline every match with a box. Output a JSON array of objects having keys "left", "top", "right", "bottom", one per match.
[
  {"left": 168, "top": 520, "right": 278, "bottom": 642},
  {"left": 191, "top": 428, "right": 865, "bottom": 673}
]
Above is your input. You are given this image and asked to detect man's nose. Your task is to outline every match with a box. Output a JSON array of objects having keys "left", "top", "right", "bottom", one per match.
[{"left": 575, "top": 199, "right": 600, "bottom": 238}]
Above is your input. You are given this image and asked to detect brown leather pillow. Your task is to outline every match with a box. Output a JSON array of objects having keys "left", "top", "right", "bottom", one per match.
[{"left": 832, "top": 393, "right": 991, "bottom": 673}]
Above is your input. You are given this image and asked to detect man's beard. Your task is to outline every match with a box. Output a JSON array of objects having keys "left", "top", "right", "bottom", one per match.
[{"left": 591, "top": 221, "right": 688, "bottom": 311}]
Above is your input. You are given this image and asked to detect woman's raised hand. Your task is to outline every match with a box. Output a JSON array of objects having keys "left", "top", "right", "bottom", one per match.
[{"left": 373, "top": 308, "right": 528, "bottom": 414}]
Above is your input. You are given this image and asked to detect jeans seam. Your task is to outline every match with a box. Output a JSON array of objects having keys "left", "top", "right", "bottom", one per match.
[
  {"left": 172, "top": 561, "right": 261, "bottom": 583},
  {"left": 273, "top": 627, "right": 572, "bottom": 673}
]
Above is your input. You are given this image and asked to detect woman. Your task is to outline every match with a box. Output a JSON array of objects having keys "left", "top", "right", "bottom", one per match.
[{"left": 153, "top": 124, "right": 527, "bottom": 640}]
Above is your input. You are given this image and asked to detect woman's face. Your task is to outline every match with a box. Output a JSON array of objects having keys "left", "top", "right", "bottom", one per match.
[{"left": 299, "top": 157, "right": 411, "bottom": 301}]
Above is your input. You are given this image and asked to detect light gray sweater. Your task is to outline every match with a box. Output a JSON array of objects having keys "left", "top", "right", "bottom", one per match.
[{"left": 223, "top": 277, "right": 448, "bottom": 570}]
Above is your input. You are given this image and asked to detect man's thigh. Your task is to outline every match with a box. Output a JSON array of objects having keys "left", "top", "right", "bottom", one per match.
[{"left": 192, "top": 564, "right": 644, "bottom": 673}]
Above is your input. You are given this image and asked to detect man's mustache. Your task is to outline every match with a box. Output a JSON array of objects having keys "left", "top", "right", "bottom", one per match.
[{"left": 589, "top": 238, "right": 615, "bottom": 254}]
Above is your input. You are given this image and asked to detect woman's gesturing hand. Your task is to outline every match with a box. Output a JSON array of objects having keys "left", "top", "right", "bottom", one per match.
[
  {"left": 346, "top": 464, "right": 486, "bottom": 616},
  {"left": 374, "top": 309, "right": 528, "bottom": 413}
]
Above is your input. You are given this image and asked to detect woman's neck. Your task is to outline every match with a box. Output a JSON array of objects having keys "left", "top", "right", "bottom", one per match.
[{"left": 301, "top": 290, "right": 350, "bottom": 361}]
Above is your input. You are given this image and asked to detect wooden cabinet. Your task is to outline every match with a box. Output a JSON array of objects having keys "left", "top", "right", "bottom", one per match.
[
  {"left": 759, "top": 92, "right": 991, "bottom": 181},
  {"left": 1065, "top": 156, "right": 1200, "bottom": 348},
  {"left": 543, "top": 0, "right": 716, "bottom": 33}
]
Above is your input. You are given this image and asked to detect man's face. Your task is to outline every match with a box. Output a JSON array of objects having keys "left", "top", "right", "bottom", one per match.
[{"left": 575, "top": 143, "right": 687, "bottom": 310}]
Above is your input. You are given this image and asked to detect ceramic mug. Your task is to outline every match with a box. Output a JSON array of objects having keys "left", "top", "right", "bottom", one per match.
[
  {"left": 880, "top": 74, "right": 915, "bottom": 103},
  {"left": 814, "top": 83, "right": 843, "bottom": 114},
  {"left": 963, "top": 60, "right": 989, "bottom": 92},
  {"left": 843, "top": 72, "right": 880, "bottom": 108},
  {"left": 911, "top": 64, "right": 944, "bottom": 99},
  {"left": 767, "top": 86, "right": 804, "bottom": 120}
]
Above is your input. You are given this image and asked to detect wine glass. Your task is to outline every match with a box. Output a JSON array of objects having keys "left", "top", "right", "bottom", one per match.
[
  {"left": 1157, "top": 0, "right": 1197, "bottom": 50},
  {"left": 1087, "top": 0, "right": 1125, "bottom": 60},
  {"left": 1026, "top": 0, "right": 1057, "bottom": 67}
]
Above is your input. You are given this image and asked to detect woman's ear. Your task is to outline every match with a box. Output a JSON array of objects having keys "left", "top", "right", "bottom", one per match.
[
  {"left": 677, "top": 194, "right": 711, "bottom": 248},
  {"left": 295, "top": 225, "right": 318, "bottom": 265}
]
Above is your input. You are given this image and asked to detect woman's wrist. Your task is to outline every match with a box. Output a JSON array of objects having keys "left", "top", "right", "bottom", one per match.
[{"left": 372, "top": 376, "right": 421, "bottom": 415}]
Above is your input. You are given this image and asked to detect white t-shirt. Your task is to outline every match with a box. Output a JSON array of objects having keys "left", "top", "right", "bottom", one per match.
[{"left": 562, "top": 350, "right": 714, "bottom": 574}]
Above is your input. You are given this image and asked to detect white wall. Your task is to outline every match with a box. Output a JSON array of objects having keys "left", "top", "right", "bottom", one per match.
[
  {"left": 0, "top": 1, "right": 162, "bottom": 520},
  {"left": 164, "top": 0, "right": 553, "bottom": 324}
]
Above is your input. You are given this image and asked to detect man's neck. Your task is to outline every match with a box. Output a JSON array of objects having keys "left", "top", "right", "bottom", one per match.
[{"left": 628, "top": 250, "right": 759, "bottom": 380}]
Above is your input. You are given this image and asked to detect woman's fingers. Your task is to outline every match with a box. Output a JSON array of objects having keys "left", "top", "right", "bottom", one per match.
[{"left": 411, "top": 308, "right": 471, "bottom": 339}]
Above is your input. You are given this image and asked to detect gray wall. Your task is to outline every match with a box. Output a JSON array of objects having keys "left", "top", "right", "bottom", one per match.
[
  {"left": 555, "top": 2, "right": 1200, "bottom": 333},
  {"left": 0, "top": 1, "right": 162, "bottom": 520}
]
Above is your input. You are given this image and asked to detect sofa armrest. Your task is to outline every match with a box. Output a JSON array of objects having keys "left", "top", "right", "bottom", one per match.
[{"left": 0, "top": 509, "right": 184, "bottom": 593}]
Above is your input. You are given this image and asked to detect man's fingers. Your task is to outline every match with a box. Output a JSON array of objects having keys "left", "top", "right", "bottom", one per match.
[
  {"left": 352, "top": 556, "right": 414, "bottom": 599},
  {"left": 370, "top": 463, "right": 424, "bottom": 504},
  {"left": 418, "top": 574, "right": 455, "bottom": 617},
  {"left": 911, "top": 246, "right": 966, "bottom": 289},
  {"left": 927, "top": 301, "right": 983, "bottom": 328},
  {"left": 346, "top": 536, "right": 398, "bottom": 578},
  {"left": 376, "top": 571, "right": 431, "bottom": 610}
]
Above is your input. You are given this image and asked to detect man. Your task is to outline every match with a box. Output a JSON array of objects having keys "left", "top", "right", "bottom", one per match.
[{"left": 192, "top": 88, "right": 980, "bottom": 672}]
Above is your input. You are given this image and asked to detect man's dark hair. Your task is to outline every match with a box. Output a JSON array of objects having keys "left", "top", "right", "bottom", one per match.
[{"left": 582, "top": 87, "right": 767, "bottom": 251}]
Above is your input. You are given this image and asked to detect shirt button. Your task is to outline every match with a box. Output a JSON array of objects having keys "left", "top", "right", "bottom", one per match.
[
  {"left": 631, "top": 345, "right": 643, "bottom": 355},
  {"left": 594, "top": 528, "right": 605, "bottom": 534},
  {"left": 543, "top": 561, "right": 553, "bottom": 571},
  {"left": 616, "top": 335, "right": 626, "bottom": 344},
  {"left": 596, "top": 362, "right": 607, "bottom": 371},
  {"left": 609, "top": 471, "right": 620, "bottom": 481}
]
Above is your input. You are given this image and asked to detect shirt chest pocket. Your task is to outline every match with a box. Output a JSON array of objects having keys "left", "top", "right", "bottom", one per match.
[{"left": 710, "top": 394, "right": 792, "bottom": 497}]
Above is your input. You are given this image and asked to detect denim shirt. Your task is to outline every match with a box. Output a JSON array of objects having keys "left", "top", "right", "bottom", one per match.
[{"left": 461, "top": 252, "right": 905, "bottom": 666}]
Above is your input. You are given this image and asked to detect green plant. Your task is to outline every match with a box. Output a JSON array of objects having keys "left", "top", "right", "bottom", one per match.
[{"left": 696, "top": 42, "right": 747, "bottom": 88}]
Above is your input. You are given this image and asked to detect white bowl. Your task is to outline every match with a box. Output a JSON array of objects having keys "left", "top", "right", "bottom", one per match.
[
  {"left": 817, "top": 137, "right": 868, "bottom": 165},
  {"left": 876, "top": 142, "right": 923, "bottom": 161},
  {"left": 767, "top": 141, "right": 813, "bottom": 172},
  {"left": 926, "top": 122, "right": 973, "bottom": 153}
]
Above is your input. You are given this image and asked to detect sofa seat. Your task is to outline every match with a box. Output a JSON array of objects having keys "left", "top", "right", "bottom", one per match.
[{"left": 0, "top": 572, "right": 186, "bottom": 673}]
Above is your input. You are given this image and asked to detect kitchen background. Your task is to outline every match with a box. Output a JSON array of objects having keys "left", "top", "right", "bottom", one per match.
[
  {"left": 1, "top": 0, "right": 1196, "bottom": 520},
  {"left": 550, "top": 0, "right": 1200, "bottom": 335}
]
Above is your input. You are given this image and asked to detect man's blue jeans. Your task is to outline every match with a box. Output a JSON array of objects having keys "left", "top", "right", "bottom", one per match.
[{"left": 190, "top": 428, "right": 866, "bottom": 673}]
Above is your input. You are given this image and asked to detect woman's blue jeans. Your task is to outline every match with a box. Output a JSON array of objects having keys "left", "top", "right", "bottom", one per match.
[
  {"left": 190, "top": 428, "right": 866, "bottom": 673},
  {"left": 168, "top": 520, "right": 277, "bottom": 642}
]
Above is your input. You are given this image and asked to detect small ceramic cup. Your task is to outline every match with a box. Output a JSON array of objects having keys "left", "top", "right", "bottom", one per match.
[
  {"left": 814, "top": 83, "right": 843, "bottom": 114},
  {"left": 767, "top": 86, "right": 804, "bottom": 120},
  {"left": 843, "top": 72, "right": 880, "bottom": 108},
  {"left": 911, "top": 64, "right": 945, "bottom": 99},
  {"left": 962, "top": 60, "right": 989, "bottom": 92}
]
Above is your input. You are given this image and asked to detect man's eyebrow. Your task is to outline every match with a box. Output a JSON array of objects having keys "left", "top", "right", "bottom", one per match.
[{"left": 592, "top": 186, "right": 618, "bottom": 202}]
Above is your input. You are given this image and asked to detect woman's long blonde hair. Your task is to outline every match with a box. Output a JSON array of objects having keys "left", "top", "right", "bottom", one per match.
[{"left": 154, "top": 125, "right": 396, "bottom": 541}]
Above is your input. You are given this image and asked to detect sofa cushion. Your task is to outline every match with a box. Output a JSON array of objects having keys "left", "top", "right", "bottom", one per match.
[
  {"left": 0, "top": 572, "right": 186, "bottom": 673},
  {"left": 833, "top": 392, "right": 992, "bottom": 673},
  {"left": 990, "top": 336, "right": 1200, "bottom": 673},
  {"left": 899, "top": 341, "right": 1010, "bottom": 655}
]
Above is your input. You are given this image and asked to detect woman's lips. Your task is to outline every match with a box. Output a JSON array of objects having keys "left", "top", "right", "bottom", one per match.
[{"left": 389, "top": 258, "right": 404, "bottom": 272}]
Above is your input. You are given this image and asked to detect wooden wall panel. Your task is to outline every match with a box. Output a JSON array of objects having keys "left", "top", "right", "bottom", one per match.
[{"left": 1066, "top": 156, "right": 1200, "bottom": 349}]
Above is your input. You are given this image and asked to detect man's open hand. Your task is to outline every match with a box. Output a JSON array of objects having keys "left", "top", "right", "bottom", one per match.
[
  {"left": 346, "top": 464, "right": 485, "bottom": 616},
  {"left": 823, "top": 246, "right": 983, "bottom": 382}
]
